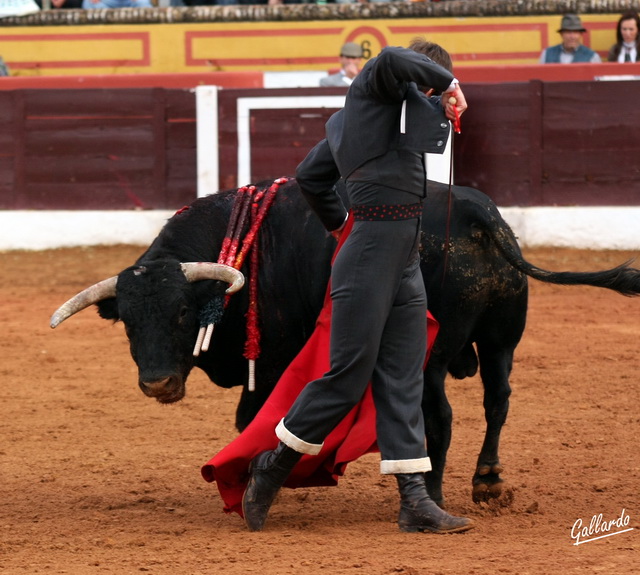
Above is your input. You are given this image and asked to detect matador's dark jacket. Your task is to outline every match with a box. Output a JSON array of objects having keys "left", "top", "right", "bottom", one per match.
[{"left": 298, "top": 46, "right": 455, "bottom": 232}]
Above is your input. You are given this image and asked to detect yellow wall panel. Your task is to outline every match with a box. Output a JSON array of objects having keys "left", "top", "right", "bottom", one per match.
[{"left": 0, "top": 14, "right": 622, "bottom": 77}]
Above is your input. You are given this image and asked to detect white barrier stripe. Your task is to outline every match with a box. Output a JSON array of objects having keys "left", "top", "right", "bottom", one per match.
[{"left": 2, "top": 209, "right": 640, "bottom": 251}]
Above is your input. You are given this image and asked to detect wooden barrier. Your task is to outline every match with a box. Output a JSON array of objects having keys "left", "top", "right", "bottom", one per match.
[
  {"left": 457, "top": 63, "right": 640, "bottom": 84},
  {"left": 456, "top": 79, "right": 640, "bottom": 207},
  {"left": 0, "top": 88, "right": 196, "bottom": 209},
  {"left": 2, "top": 79, "right": 639, "bottom": 211}
]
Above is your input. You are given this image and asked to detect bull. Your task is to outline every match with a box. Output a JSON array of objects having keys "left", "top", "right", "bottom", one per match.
[{"left": 50, "top": 178, "right": 640, "bottom": 507}]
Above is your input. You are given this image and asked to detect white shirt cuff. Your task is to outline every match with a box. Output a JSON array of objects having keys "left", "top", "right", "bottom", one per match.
[{"left": 444, "top": 78, "right": 459, "bottom": 94}]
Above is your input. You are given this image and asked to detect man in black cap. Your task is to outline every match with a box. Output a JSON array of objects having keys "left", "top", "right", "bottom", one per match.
[
  {"left": 540, "top": 14, "right": 602, "bottom": 63},
  {"left": 320, "top": 42, "right": 364, "bottom": 87}
]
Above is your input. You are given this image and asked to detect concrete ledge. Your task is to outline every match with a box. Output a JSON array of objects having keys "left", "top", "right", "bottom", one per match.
[
  {"left": 0, "top": 210, "right": 174, "bottom": 251},
  {"left": 1, "top": 207, "right": 639, "bottom": 252},
  {"left": 501, "top": 207, "right": 640, "bottom": 251}
]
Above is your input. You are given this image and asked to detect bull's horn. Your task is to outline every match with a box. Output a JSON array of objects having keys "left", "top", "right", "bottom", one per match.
[
  {"left": 180, "top": 262, "right": 245, "bottom": 294},
  {"left": 50, "top": 276, "right": 118, "bottom": 329}
]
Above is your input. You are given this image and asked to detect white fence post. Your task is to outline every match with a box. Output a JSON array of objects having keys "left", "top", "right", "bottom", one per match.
[{"left": 195, "top": 85, "right": 220, "bottom": 198}]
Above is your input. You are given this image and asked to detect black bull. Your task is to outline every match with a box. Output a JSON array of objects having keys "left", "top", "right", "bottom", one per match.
[{"left": 51, "top": 178, "right": 640, "bottom": 507}]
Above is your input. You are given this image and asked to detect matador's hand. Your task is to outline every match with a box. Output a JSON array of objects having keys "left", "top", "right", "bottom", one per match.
[{"left": 442, "top": 84, "right": 467, "bottom": 122}]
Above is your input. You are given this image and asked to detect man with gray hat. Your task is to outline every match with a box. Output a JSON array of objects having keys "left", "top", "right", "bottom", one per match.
[
  {"left": 540, "top": 14, "right": 602, "bottom": 63},
  {"left": 320, "top": 42, "right": 363, "bottom": 87}
]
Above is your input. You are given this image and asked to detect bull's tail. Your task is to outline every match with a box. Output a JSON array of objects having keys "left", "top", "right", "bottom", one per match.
[{"left": 482, "top": 209, "right": 640, "bottom": 297}]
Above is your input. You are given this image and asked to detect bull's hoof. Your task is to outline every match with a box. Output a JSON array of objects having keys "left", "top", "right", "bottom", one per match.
[
  {"left": 472, "top": 473, "right": 504, "bottom": 503},
  {"left": 477, "top": 462, "right": 504, "bottom": 476}
]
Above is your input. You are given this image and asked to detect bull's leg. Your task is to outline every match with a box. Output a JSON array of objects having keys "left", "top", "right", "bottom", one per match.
[
  {"left": 422, "top": 364, "right": 452, "bottom": 509},
  {"left": 472, "top": 346, "right": 513, "bottom": 503}
]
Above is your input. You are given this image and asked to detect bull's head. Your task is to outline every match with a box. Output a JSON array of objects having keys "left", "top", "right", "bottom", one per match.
[{"left": 51, "top": 261, "right": 244, "bottom": 404}]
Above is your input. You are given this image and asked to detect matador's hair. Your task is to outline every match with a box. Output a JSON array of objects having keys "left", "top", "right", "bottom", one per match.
[{"left": 408, "top": 36, "right": 454, "bottom": 95}]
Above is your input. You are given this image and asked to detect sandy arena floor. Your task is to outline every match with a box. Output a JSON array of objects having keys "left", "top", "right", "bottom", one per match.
[{"left": 1, "top": 245, "right": 638, "bottom": 574}]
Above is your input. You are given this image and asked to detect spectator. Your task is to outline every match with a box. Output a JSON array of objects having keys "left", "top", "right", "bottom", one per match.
[
  {"left": 215, "top": 0, "right": 268, "bottom": 4},
  {"left": 83, "top": 0, "right": 151, "bottom": 8},
  {"left": 319, "top": 42, "right": 363, "bottom": 87},
  {"left": 34, "top": 0, "right": 83, "bottom": 8},
  {"left": 264, "top": 0, "right": 321, "bottom": 4},
  {"left": 607, "top": 11, "right": 640, "bottom": 62},
  {"left": 539, "top": 14, "right": 601, "bottom": 64},
  {"left": 0, "top": 57, "right": 9, "bottom": 77}
]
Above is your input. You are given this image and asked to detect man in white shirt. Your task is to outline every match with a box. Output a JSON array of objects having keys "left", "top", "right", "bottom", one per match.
[{"left": 320, "top": 42, "right": 363, "bottom": 87}]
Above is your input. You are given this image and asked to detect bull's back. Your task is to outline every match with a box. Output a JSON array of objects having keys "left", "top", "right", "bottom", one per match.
[{"left": 421, "top": 183, "right": 528, "bottom": 360}]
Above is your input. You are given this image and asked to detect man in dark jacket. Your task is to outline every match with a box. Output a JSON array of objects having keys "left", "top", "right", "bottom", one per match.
[{"left": 242, "top": 40, "right": 474, "bottom": 535}]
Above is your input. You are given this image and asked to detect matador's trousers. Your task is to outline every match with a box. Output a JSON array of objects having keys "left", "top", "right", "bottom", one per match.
[{"left": 278, "top": 202, "right": 431, "bottom": 474}]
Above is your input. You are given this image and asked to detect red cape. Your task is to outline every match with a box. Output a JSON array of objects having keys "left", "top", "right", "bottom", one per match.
[{"left": 201, "top": 215, "right": 439, "bottom": 516}]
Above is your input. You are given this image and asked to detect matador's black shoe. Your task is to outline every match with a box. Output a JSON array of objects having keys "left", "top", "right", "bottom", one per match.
[
  {"left": 396, "top": 473, "right": 475, "bottom": 534},
  {"left": 242, "top": 442, "right": 302, "bottom": 531}
]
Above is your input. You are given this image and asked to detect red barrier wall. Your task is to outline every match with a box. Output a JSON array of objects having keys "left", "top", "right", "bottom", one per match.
[
  {"left": 2, "top": 77, "right": 639, "bottom": 210},
  {"left": 0, "top": 88, "right": 197, "bottom": 209},
  {"left": 457, "top": 63, "right": 640, "bottom": 84}
]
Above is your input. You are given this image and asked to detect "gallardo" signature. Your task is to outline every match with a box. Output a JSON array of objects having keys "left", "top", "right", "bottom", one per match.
[{"left": 571, "top": 508, "right": 634, "bottom": 546}]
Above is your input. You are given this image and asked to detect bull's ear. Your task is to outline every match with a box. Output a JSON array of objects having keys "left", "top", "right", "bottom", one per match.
[{"left": 96, "top": 298, "right": 120, "bottom": 321}]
